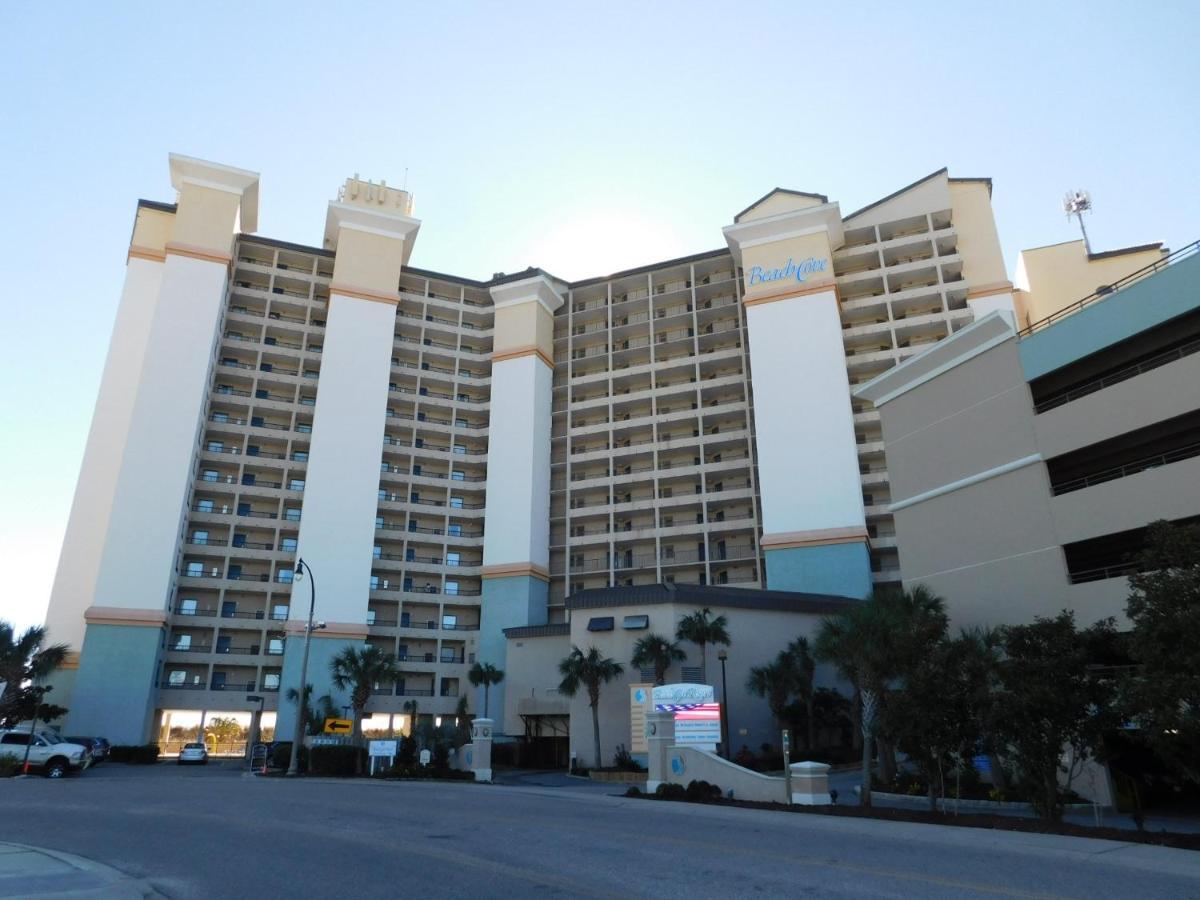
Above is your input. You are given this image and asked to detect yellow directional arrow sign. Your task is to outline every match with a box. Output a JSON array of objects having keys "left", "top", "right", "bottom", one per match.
[{"left": 323, "top": 718, "right": 352, "bottom": 734}]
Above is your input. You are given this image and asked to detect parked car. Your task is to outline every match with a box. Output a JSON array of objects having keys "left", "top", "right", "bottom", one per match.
[
  {"left": 65, "top": 736, "right": 110, "bottom": 764},
  {"left": 0, "top": 730, "right": 91, "bottom": 778},
  {"left": 177, "top": 742, "right": 208, "bottom": 765}
]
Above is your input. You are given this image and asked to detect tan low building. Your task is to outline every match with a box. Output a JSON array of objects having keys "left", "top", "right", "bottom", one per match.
[{"left": 502, "top": 583, "right": 857, "bottom": 769}]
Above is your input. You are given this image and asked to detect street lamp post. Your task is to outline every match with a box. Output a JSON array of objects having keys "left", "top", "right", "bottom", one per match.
[
  {"left": 287, "top": 558, "right": 321, "bottom": 776},
  {"left": 717, "top": 649, "right": 730, "bottom": 760},
  {"left": 245, "top": 694, "right": 265, "bottom": 768}
]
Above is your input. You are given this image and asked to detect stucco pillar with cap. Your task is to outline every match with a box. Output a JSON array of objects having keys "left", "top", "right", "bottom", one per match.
[
  {"left": 645, "top": 710, "right": 676, "bottom": 792},
  {"left": 471, "top": 717, "right": 494, "bottom": 783}
]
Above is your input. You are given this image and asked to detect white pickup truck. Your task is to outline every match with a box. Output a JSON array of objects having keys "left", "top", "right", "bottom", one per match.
[{"left": 0, "top": 729, "right": 92, "bottom": 777}]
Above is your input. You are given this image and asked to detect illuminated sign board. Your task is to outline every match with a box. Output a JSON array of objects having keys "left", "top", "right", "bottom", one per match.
[{"left": 748, "top": 256, "right": 828, "bottom": 287}]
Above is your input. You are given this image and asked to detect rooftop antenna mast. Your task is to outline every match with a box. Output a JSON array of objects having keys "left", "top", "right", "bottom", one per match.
[{"left": 1063, "top": 189, "right": 1093, "bottom": 255}]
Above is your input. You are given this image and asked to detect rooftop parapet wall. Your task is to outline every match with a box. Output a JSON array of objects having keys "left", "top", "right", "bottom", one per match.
[{"left": 1018, "top": 250, "right": 1200, "bottom": 381}]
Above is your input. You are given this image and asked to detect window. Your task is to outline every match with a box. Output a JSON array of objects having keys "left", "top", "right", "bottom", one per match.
[
  {"left": 289, "top": 479, "right": 305, "bottom": 491},
  {"left": 284, "top": 508, "right": 301, "bottom": 522},
  {"left": 446, "top": 552, "right": 460, "bottom": 567},
  {"left": 168, "top": 670, "right": 187, "bottom": 685},
  {"left": 212, "top": 412, "right": 229, "bottom": 423},
  {"left": 272, "top": 604, "right": 289, "bottom": 620},
  {"left": 263, "top": 673, "right": 281, "bottom": 689},
  {"left": 268, "top": 638, "right": 284, "bottom": 655},
  {"left": 173, "top": 634, "right": 192, "bottom": 650},
  {"left": 370, "top": 575, "right": 380, "bottom": 590},
  {"left": 450, "top": 497, "right": 464, "bottom": 509},
  {"left": 191, "top": 531, "right": 209, "bottom": 545},
  {"left": 451, "top": 470, "right": 465, "bottom": 481},
  {"left": 277, "top": 569, "right": 294, "bottom": 584},
  {"left": 448, "top": 524, "right": 462, "bottom": 537},
  {"left": 232, "top": 534, "right": 247, "bottom": 548},
  {"left": 366, "top": 609, "right": 376, "bottom": 625},
  {"left": 282, "top": 537, "right": 297, "bottom": 552},
  {"left": 372, "top": 545, "right": 381, "bottom": 559},
  {"left": 185, "top": 562, "right": 203, "bottom": 577},
  {"left": 202, "top": 470, "right": 218, "bottom": 483},
  {"left": 179, "top": 598, "right": 198, "bottom": 615},
  {"left": 376, "top": 516, "right": 385, "bottom": 529},
  {"left": 453, "top": 444, "right": 467, "bottom": 455},
  {"left": 445, "top": 581, "right": 460, "bottom": 596},
  {"left": 442, "top": 614, "right": 457, "bottom": 630},
  {"left": 622, "top": 615, "right": 649, "bottom": 630},
  {"left": 293, "top": 451, "right": 309, "bottom": 462},
  {"left": 206, "top": 441, "right": 224, "bottom": 453},
  {"left": 587, "top": 617, "right": 615, "bottom": 632}
]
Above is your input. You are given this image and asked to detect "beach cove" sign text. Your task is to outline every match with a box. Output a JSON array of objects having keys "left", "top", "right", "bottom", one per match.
[{"left": 748, "top": 256, "right": 828, "bottom": 286}]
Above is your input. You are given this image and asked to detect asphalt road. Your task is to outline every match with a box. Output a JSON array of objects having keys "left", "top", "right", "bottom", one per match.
[{"left": 3, "top": 762, "right": 1199, "bottom": 899}]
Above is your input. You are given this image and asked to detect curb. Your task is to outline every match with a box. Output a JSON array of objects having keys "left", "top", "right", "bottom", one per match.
[{"left": 0, "top": 842, "right": 166, "bottom": 898}]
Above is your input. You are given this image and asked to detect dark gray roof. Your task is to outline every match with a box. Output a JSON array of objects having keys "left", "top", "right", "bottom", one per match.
[
  {"left": 565, "top": 583, "right": 860, "bottom": 615},
  {"left": 842, "top": 168, "right": 948, "bottom": 221},
  {"left": 503, "top": 623, "right": 571, "bottom": 639},
  {"left": 734, "top": 188, "right": 830, "bottom": 224},
  {"left": 1088, "top": 242, "right": 1164, "bottom": 261},
  {"left": 137, "top": 198, "right": 177, "bottom": 214}
]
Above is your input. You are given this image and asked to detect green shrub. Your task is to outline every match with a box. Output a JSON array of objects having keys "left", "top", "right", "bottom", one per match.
[
  {"left": 0, "top": 756, "right": 20, "bottom": 777},
  {"left": 432, "top": 742, "right": 450, "bottom": 769},
  {"left": 269, "top": 742, "right": 308, "bottom": 772},
  {"left": 109, "top": 744, "right": 160, "bottom": 764},
  {"left": 624, "top": 785, "right": 642, "bottom": 797},
  {"left": 654, "top": 783, "right": 686, "bottom": 800},
  {"left": 309, "top": 744, "right": 364, "bottom": 776},
  {"left": 375, "top": 764, "right": 473, "bottom": 781},
  {"left": 684, "top": 780, "right": 722, "bottom": 803}
]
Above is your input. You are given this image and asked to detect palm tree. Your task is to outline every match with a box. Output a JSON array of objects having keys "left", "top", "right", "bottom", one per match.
[
  {"left": 0, "top": 622, "right": 68, "bottom": 728},
  {"left": 630, "top": 633, "right": 685, "bottom": 685},
  {"left": 815, "top": 586, "right": 948, "bottom": 807},
  {"left": 675, "top": 608, "right": 731, "bottom": 684},
  {"left": 786, "top": 637, "right": 817, "bottom": 751},
  {"left": 467, "top": 662, "right": 504, "bottom": 718},
  {"left": 284, "top": 683, "right": 336, "bottom": 736},
  {"left": 746, "top": 655, "right": 797, "bottom": 732},
  {"left": 402, "top": 699, "right": 421, "bottom": 742},
  {"left": 329, "top": 644, "right": 400, "bottom": 745},
  {"left": 558, "top": 645, "right": 624, "bottom": 770}
]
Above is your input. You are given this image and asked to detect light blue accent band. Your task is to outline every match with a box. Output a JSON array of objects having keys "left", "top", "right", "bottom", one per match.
[
  {"left": 275, "top": 635, "right": 358, "bottom": 740},
  {"left": 68, "top": 623, "right": 163, "bottom": 745},
  {"left": 764, "top": 542, "right": 872, "bottom": 599},
  {"left": 479, "top": 575, "right": 548, "bottom": 726}
]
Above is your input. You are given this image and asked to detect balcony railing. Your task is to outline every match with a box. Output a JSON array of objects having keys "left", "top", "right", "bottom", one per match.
[
  {"left": 1034, "top": 337, "right": 1200, "bottom": 414},
  {"left": 1051, "top": 441, "right": 1200, "bottom": 495}
]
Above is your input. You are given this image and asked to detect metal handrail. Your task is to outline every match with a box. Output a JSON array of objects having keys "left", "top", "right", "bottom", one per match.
[
  {"left": 1050, "top": 441, "right": 1200, "bottom": 495},
  {"left": 1020, "top": 240, "right": 1199, "bottom": 337},
  {"left": 1034, "top": 338, "right": 1200, "bottom": 413},
  {"left": 1068, "top": 562, "right": 1139, "bottom": 585}
]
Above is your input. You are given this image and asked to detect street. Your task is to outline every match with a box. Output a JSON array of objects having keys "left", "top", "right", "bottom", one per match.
[{"left": 2, "top": 763, "right": 1199, "bottom": 898}]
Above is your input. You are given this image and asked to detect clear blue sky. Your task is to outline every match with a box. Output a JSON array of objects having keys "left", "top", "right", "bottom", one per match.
[{"left": 1, "top": 1, "right": 1197, "bottom": 634}]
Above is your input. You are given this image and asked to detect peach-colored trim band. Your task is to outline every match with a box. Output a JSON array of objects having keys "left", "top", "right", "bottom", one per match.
[
  {"left": 84, "top": 606, "right": 168, "bottom": 628},
  {"left": 743, "top": 280, "right": 839, "bottom": 308},
  {"left": 760, "top": 526, "right": 869, "bottom": 551},
  {"left": 491, "top": 346, "right": 555, "bottom": 369},
  {"left": 481, "top": 562, "right": 552, "bottom": 583},
  {"left": 330, "top": 282, "right": 401, "bottom": 306},
  {"left": 60, "top": 652, "right": 81, "bottom": 671},
  {"left": 127, "top": 245, "right": 166, "bottom": 264},
  {"left": 165, "top": 242, "right": 233, "bottom": 266},
  {"left": 281, "top": 620, "right": 369, "bottom": 639},
  {"left": 967, "top": 281, "right": 1014, "bottom": 300}
]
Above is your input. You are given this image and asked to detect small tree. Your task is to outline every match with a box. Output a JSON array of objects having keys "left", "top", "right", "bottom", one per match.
[
  {"left": 786, "top": 638, "right": 817, "bottom": 751},
  {"left": 285, "top": 683, "right": 336, "bottom": 736},
  {"left": 0, "top": 623, "right": 69, "bottom": 728},
  {"left": 1124, "top": 520, "right": 1200, "bottom": 786},
  {"left": 630, "top": 634, "right": 686, "bottom": 686},
  {"left": 746, "top": 655, "right": 797, "bottom": 733},
  {"left": 675, "top": 608, "right": 731, "bottom": 684},
  {"left": 467, "top": 662, "right": 504, "bottom": 718},
  {"left": 329, "top": 644, "right": 401, "bottom": 754},
  {"left": 558, "top": 645, "right": 624, "bottom": 770},
  {"left": 991, "top": 612, "right": 1116, "bottom": 821}
]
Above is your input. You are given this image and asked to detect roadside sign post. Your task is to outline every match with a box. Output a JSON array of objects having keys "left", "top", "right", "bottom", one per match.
[
  {"left": 369, "top": 740, "right": 397, "bottom": 776},
  {"left": 782, "top": 729, "right": 792, "bottom": 805}
]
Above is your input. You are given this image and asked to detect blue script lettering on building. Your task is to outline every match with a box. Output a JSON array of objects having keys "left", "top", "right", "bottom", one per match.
[{"left": 748, "top": 256, "right": 828, "bottom": 286}]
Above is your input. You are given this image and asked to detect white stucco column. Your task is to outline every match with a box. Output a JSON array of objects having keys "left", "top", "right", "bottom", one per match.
[
  {"left": 724, "top": 200, "right": 871, "bottom": 598},
  {"left": 478, "top": 275, "right": 563, "bottom": 731}
]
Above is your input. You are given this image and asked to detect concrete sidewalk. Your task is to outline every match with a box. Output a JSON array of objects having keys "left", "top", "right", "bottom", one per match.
[{"left": 0, "top": 842, "right": 162, "bottom": 898}]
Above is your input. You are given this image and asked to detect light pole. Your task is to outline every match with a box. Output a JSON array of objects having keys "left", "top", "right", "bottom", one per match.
[
  {"left": 287, "top": 558, "right": 322, "bottom": 776},
  {"left": 717, "top": 648, "right": 730, "bottom": 759},
  {"left": 245, "top": 694, "right": 264, "bottom": 767}
]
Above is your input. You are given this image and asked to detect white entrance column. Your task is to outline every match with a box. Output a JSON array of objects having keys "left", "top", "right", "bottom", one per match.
[
  {"left": 478, "top": 275, "right": 564, "bottom": 731},
  {"left": 276, "top": 180, "right": 420, "bottom": 739},
  {"left": 44, "top": 201, "right": 174, "bottom": 688},
  {"left": 723, "top": 199, "right": 871, "bottom": 598},
  {"left": 72, "top": 155, "right": 260, "bottom": 743}
]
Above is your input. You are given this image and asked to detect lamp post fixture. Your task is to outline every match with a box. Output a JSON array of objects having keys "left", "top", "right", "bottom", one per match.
[
  {"left": 717, "top": 648, "right": 730, "bottom": 760},
  {"left": 287, "top": 558, "right": 324, "bottom": 776}
]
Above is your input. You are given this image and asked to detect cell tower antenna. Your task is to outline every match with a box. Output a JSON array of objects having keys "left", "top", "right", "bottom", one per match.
[
  {"left": 1063, "top": 189, "right": 1093, "bottom": 255},
  {"left": 403, "top": 167, "right": 409, "bottom": 192}
]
